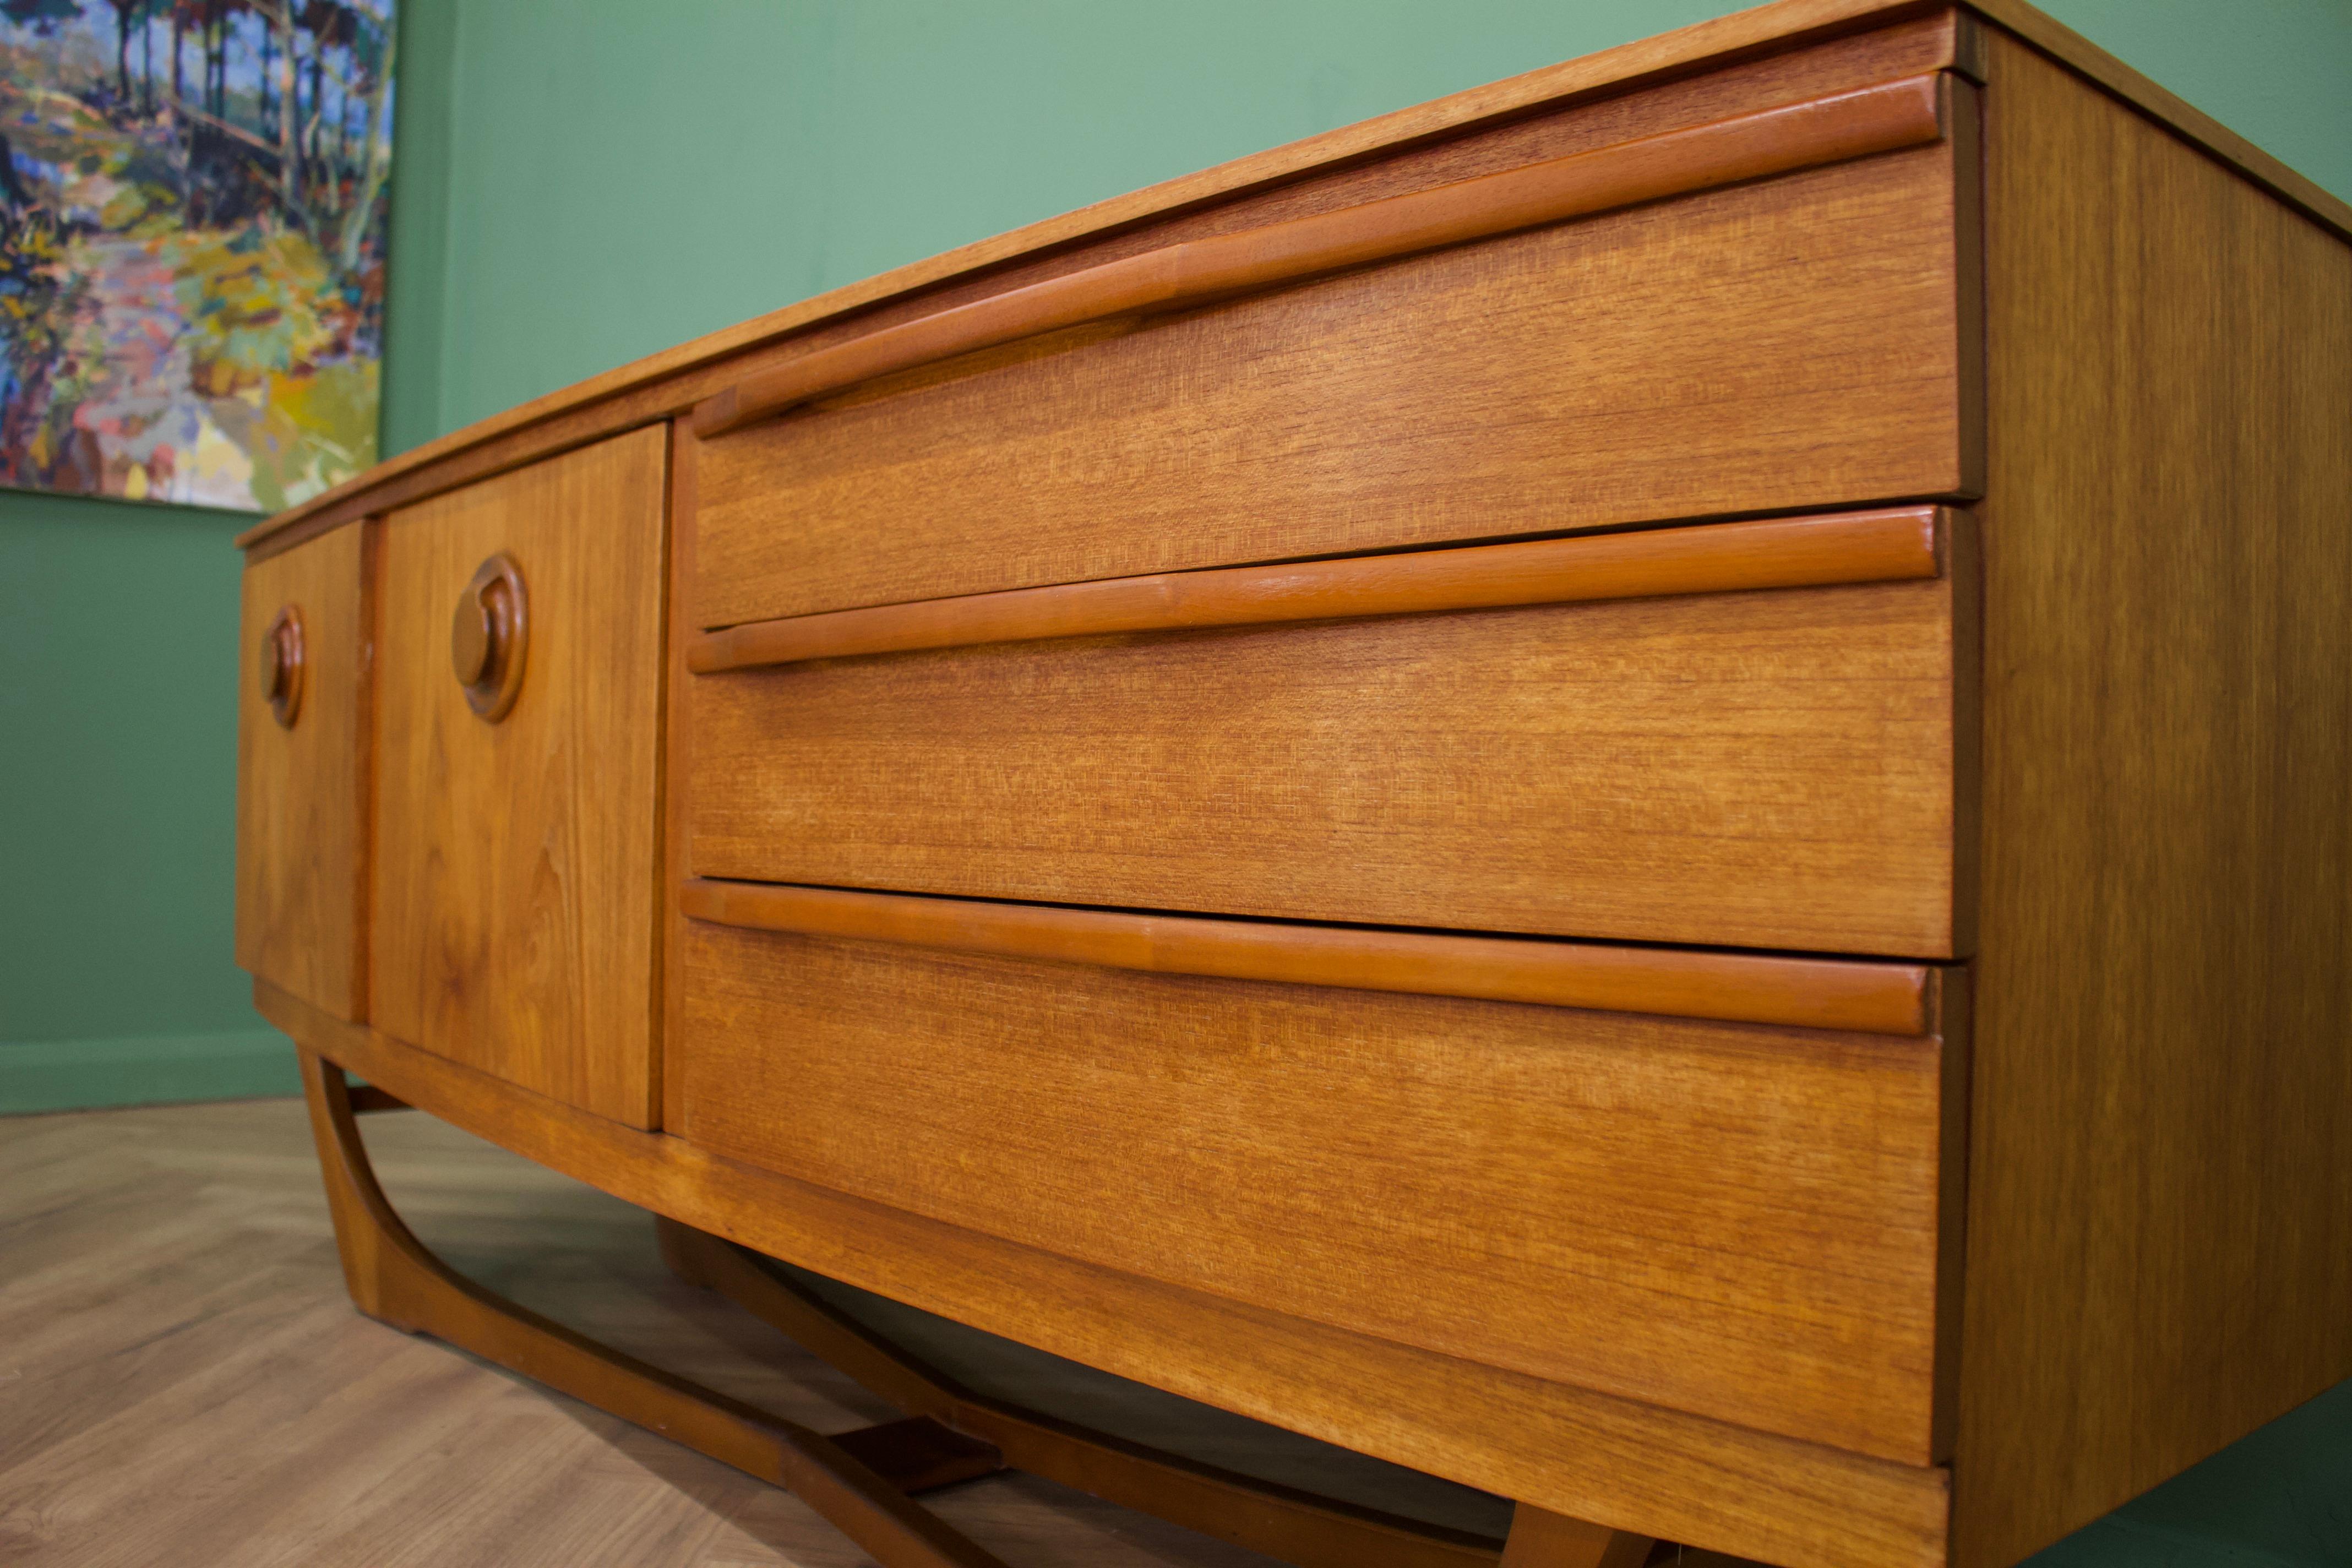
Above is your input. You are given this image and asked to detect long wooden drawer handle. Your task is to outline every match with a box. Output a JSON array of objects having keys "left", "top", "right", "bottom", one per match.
[
  {"left": 451, "top": 552, "right": 529, "bottom": 722},
  {"left": 690, "top": 506, "right": 1946, "bottom": 674},
  {"left": 691, "top": 72, "right": 1948, "bottom": 439},
  {"left": 680, "top": 879, "right": 1935, "bottom": 1037},
  {"left": 259, "top": 604, "right": 305, "bottom": 728}
]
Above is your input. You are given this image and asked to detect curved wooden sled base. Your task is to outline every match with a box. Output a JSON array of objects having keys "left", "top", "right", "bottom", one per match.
[
  {"left": 300, "top": 1049, "right": 1695, "bottom": 1568},
  {"left": 657, "top": 1215, "right": 1638, "bottom": 1568},
  {"left": 300, "top": 1051, "right": 1015, "bottom": 1568}
]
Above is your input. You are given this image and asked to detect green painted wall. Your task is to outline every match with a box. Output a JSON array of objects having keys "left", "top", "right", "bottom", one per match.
[
  {"left": 0, "top": 492, "right": 289, "bottom": 1109},
  {"left": 3, "top": 4, "right": 2347, "bottom": 1556}
]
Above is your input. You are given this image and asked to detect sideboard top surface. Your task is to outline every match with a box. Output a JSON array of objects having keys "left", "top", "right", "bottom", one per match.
[{"left": 235, "top": 0, "right": 2348, "bottom": 560}]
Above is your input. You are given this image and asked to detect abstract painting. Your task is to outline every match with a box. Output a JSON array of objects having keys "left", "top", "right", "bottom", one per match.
[{"left": 1, "top": 0, "right": 393, "bottom": 511}]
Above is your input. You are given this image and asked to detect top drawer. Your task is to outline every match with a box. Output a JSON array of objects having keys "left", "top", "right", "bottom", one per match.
[{"left": 689, "top": 73, "right": 1975, "bottom": 628}]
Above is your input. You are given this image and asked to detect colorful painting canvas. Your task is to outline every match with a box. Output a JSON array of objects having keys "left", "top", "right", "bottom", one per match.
[{"left": 1, "top": 1, "right": 392, "bottom": 511}]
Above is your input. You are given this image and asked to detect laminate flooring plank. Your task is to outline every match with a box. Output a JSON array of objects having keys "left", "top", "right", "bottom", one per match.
[{"left": 0, "top": 1098, "right": 1319, "bottom": 1568}]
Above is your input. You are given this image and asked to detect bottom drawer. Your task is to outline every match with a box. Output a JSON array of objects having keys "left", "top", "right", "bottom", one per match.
[{"left": 674, "top": 883, "right": 1957, "bottom": 1465}]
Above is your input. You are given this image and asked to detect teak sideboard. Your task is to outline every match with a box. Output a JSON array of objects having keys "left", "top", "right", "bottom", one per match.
[{"left": 232, "top": 4, "right": 2352, "bottom": 1566}]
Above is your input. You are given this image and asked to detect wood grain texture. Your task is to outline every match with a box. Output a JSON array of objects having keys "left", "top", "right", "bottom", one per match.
[
  {"left": 679, "top": 879, "right": 1935, "bottom": 1036},
  {"left": 372, "top": 429, "right": 667, "bottom": 1128},
  {"left": 695, "top": 142, "right": 1967, "bottom": 627},
  {"left": 235, "top": 10, "right": 1984, "bottom": 561},
  {"left": 258, "top": 978, "right": 1954, "bottom": 1568},
  {"left": 1951, "top": 34, "right": 2352, "bottom": 1568},
  {"left": 237, "top": 0, "right": 2351, "bottom": 562},
  {"left": 692, "top": 75, "right": 1946, "bottom": 437},
  {"left": 235, "top": 521, "right": 370, "bottom": 1020},
  {"left": 689, "top": 508, "right": 1945, "bottom": 673},
  {"left": 692, "top": 567, "right": 1966, "bottom": 959},
  {"left": 675, "top": 922, "right": 1952, "bottom": 1463}
]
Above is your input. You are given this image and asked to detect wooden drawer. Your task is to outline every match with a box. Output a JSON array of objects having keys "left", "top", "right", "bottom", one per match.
[
  {"left": 689, "top": 509, "right": 1970, "bottom": 959},
  {"left": 688, "top": 73, "right": 1974, "bottom": 628},
  {"left": 673, "top": 881, "right": 1960, "bottom": 1464},
  {"left": 371, "top": 429, "right": 667, "bottom": 1127},
  {"left": 236, "top": 524, "right": 369, "bottom": 1019}
]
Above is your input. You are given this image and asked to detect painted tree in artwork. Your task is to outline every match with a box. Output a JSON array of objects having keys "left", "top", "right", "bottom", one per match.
[
  {"left": 168, "top": 0, "right": 198, "bottom": 105},
  {"left": 300, "top": 1, "right": 347, "bottom": 160},
  {"left": 333, "top": 1, "right": 390, "bottom": 270},
  {"left": 102, "top": 0, "right": 148, "bottom": 101}
]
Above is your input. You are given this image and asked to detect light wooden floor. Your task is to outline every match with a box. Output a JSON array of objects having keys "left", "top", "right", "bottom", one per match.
[{"left": 0, "top": 1096, "right": 1504, "bottom": 1568}]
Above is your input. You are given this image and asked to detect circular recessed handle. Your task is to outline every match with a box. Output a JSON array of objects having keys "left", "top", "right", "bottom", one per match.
[
  {"left": 260, "top": 605, "right": 305, "bottom": 728},
  {"left": 451, "top": 552, "right": 528, "bottom": 722}
]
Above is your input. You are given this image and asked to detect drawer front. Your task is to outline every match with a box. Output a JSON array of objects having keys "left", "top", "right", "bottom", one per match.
[
  {"left": 690, "top": 518, "right": 1966, "bottom": 958},
  {"left": 236, "top": 524, "right": 368, "bottom": 1019},
  {"left": 693, "top": 134, "right": 1969, "bottom": 628},
  {"left": 675, "top": 907, "right": 1955, "bottom": 1463},
  {"left": 372, "top": 429, "right": 667, "bottom": 1126}
]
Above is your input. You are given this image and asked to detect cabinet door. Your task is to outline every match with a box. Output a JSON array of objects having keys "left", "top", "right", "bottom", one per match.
[
  {"left": 236, "top": 524, "right": 369, "bottom": 1018},
  {"left": 372, "top": 429, "right": 667, "bottom": 1126}
]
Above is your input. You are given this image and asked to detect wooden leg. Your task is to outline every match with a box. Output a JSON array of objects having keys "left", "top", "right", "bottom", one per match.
[
  {"left": 1499, "top": 1502, "right": 1656, "bottom": 1567},
  {"left": 297, "top": 1049, "right": 1012, "bottom": 1568},
  {"left": 660, "top": 1214, "right": 1518, "bottom": 1568},
  {"left": 300, "top": 1045, "right": 1691, "bottom": 1568}
]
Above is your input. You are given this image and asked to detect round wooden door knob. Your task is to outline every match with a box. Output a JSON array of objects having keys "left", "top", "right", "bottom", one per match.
[
  {"left": 451, "top": 553, "right": 529, "bottom": 722},
  {"left": 260, "top": 605, "right": 304, "bottom": 728}
]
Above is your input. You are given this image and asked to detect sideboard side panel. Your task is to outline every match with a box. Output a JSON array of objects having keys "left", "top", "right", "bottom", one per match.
[{"left": 1956, "top": 32, "right": 2352, "bottom": 1568}]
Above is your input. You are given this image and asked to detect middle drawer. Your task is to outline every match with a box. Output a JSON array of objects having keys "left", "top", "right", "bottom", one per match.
[{"left": 688, "top": 509, "right": 1968, "bottom": 959}]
